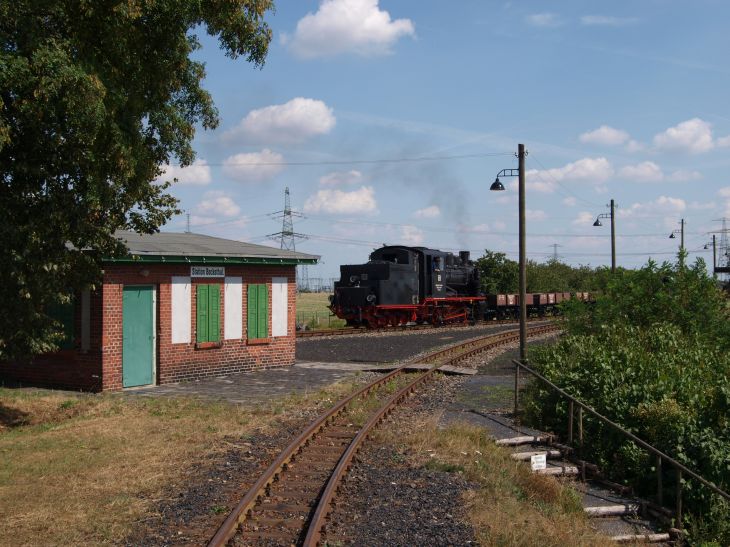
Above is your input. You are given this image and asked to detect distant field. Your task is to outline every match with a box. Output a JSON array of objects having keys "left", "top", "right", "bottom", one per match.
[{"left": 296, "top": 292, "right": 344, "bottom": 329}]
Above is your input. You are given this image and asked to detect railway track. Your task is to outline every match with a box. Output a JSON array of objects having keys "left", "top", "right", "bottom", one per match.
[
  {"left": 208, "top": 323, "right": 558, "bottom": 547},
  {"left": 296, "top": 316, "right": 553, "bottom": 338}
]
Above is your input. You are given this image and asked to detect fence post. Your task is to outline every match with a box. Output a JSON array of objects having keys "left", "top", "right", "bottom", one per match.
[
  {"left": 578, "top": 407, "right": 583, "bottom": 444},
  {"left": 568, "top": 400, "right": 574, "bottom": 444},
  {"left": 514, "top": 363, "right": 520, "bottom": 417},
  {"left": 676, "top": 469, "right": 683, "bottom": 528},
  {"left": 657, "top": 456, "right": 663, "bottom": 506}
]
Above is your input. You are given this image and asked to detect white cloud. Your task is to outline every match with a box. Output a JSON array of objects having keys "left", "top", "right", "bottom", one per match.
[
  {"left": 526, "top": 13, "right": 562, "bottom": 27},
  {"left": 303, "top": 186, "right": 378, "bottom": 215},
  {"left": 493, "top": 220, "right": 507, "bottom": 231},
  {"left": 667, "top": 169, "right": 702, "bottom": 182},
  {"left": 524, "top": 157, "right": 614, "bottom": 193},
  {"left": 718, "top": 187, "right": 730, "bottom": 198},
  {"left": 653, "top": 118, "right": 715, "bottom": 154},
  {"left": 579, "top": 125, "right": 630, "bottom": 146},
  {"left": 282, "top": 0, "right": 415, "bottom": 59},
  {"left": 222, "top": 149, "right": 284, "bottom": 182},
  {"left": 617, "top": 162, "right": 701, "bottom": 183},
  {"left": 618, "top": 161, "right": 664, "bottom": 183},
  {"left": 526, "top": 209, "right": 547, "bottom": 221},
  {"left": 413, "top": 205, "right": 441, "bottom": 219},
  {"left": 319, "top": 169, "right": 363, "bottom": 186},
  {"left": 563, "top": 197, "right": 577, "bottom": 206},
  {"left": 625, "top": 140, "right": 645, "bottom": 153},
  {"left": 572, "top": 212, "right": 595, "bottom": 226},
  {"left": 688, "top": 201, "right": 715, "bottom": 211},
  {"left": 158, "top": 159, "right": 211, "bottom": 186},
  {"left": 717, "top": 135, "right": 730, "bottom": 148},
  {"left": 226, "top": 98, "right": 335, "bottom": 144},
  {"left": 400, "top": 225, "right": 424, "bottom": 245},
  {"left": 619, "top": 196, "right": 687, "bottom": 227},
  {"left": 195, "top": 191, "right": 241, "bottom": 218},
  {"left": 580, "top": 15, "right": 638, "bottom": 26}
]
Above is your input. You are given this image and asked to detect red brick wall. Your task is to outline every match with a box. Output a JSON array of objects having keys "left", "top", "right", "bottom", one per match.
[
  {"left": 0, "top": 290, "right": 104, "bottom": 391},
  {"left": 101, "top": 264, "right": 297, "bottom": 391},
  {"left": 0, "top": 264, "right": 299, "bottom": 392}
]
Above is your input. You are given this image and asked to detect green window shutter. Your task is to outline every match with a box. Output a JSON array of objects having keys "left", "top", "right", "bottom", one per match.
[
  {"left": 257, "top": 284, "right": 268, "bottom": 338},
  {"left": 209, "top": 284, "right": 220, "bottom": 342},
  {"left": 49, "top": 298, "right": 75, "bottom": 350},
  {"left": 247, "top": 284, "right": 258, "bottom": 339},
  {"left": 197, "top": 284, "right": 209, "bottom": 342}
]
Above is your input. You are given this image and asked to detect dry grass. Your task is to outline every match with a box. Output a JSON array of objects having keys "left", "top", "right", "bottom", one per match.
[
  {"left": 379, "top": 417, "right": 613, "bottom": 547},
  {"left": 0, "top": 380, "right": 363, "bottom": 546}
]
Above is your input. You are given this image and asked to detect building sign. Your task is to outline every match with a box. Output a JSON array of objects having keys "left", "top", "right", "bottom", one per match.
[
  {"left": 191, "top": 266, "right": 225, "bottom": 278},
  {"left": 530, "top": 453, "right": 547, "bottom": 471}
]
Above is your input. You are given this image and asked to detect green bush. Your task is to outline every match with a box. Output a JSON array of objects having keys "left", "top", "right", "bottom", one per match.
[{"left": 525, "top": 257, "right": 730, "bottom": 544}]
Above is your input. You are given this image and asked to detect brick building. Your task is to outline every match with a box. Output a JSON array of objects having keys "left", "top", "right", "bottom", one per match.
[{"left": 0, "top": 231, "right": 318, "bottom": 391}]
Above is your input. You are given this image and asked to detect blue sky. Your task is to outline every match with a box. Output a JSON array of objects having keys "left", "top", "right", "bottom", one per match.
[{"left": 161, "top": 0, "right": 730, "bottom": 280}]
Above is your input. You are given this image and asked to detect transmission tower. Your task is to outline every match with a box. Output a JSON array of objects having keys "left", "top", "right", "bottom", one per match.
[
  {"left": 267, "top": 187, "right": 309, "bottom": 289},
  {"left": 549, "top": 243, "right": 562, "bottom": 262}
]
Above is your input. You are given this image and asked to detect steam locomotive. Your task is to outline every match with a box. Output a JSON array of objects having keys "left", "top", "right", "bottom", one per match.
[{"left": 329, "top": 245, "right": 484, "bottom": 327}]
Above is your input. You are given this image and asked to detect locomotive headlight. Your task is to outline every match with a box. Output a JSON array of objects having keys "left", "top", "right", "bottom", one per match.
[
  {"left": 349, "top": 275, "right": 358, "bottom": 283},
  {"left": 366, "top": 294, "right": 376, "bottom": 303}
]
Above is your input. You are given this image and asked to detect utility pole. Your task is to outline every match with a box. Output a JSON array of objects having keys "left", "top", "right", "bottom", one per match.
[
  {"left": 185, "top": 212, "right": 191, "bottom": 234},
  {"left": 518, "top": 143, "right": 527, "bottom": 364},
  {"left": 610, "top": 199, "right": 616, "bottom": 273},
  {"left": 593, "top": 200, "right": 617, "bottom": 273},
  {"left": 713, "top": 234, "right": 717, "bottom": 278}
]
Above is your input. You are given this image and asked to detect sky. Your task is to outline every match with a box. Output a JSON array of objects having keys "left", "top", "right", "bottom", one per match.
[{"left": 160, "top": 0, "right": 730, "bottom": 282}]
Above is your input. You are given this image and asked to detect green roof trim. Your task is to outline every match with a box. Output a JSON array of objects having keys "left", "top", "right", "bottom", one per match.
[{"left": 104, "top": 255, "right": 318, "bottom": 266}]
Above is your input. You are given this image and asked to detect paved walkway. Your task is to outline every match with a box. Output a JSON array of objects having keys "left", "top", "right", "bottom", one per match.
[{"left": 123, "top": 362, "right": 375, "bottom": 404}]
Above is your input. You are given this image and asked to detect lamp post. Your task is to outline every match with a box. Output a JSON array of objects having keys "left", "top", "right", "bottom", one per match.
[
  {"left": 490, "top": 143, "right": 527, "bottom": 363},
  {"left": 669, "top": 218, "right": 685, "bottom": 266},
  {"left": 593, "top": 198, "right": 617, "bottom": 273},
  {"left": 703, "top": 234, "right": 717, "bottom": 278}
]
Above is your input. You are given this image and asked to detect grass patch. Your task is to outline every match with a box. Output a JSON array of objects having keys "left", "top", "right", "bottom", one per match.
[
  {"left": 377, "top": 418, "right": 612, "bottom": 546},
  {"left": 0, "top": 378, "right": 366, "bottom": 545},
  {"left": 296, "top": 292, "right": 345, "bottom": 329}
]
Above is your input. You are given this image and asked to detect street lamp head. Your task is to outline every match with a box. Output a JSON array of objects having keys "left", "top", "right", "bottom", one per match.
[
  {"left": 593, "top": 218, "right": 602, "bottom": 227},
  {"left": 669, "top": 233, "right": 676, "bottom": 239},
  {"left": 704, "top": 244, "right": 709, "bottom": 250},
  {"left": 489, "top": 177, "right": 505, "bottom": 191}
]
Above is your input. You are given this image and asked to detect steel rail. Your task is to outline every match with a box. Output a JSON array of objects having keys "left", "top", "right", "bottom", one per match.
[
  {"left": 303, "top": 360, "right": 444, "bottom": 545},
  {"left": 208, "top": 324, "right": 559, "bottom": 546},
  {"left": 296, "top": 317, "right": 553, "bottom": 338},
  {"left": 206, "top": 366, "right": 407, "bottom": 547}
]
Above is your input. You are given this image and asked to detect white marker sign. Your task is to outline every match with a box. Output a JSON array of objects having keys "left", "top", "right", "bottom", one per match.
[
  {"left": 191, "top": 266, "right": 225, "bottom": 278},
  {"left": 531, "top": 453, "right": 547, "bottom": 471}
]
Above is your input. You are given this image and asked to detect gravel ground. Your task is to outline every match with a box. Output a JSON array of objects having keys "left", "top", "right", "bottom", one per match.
[
  {"left": 122, "top": 377, "right": 384, "bottom": 546},
  {"left": 296, "top": 322, "right": 550, "bottom": 364},
  {"left": 322, "top": 374, "right": 477, "bottom": 546},
  {"left": 124, "top": 329, "right": 556, "bottom": 546}
]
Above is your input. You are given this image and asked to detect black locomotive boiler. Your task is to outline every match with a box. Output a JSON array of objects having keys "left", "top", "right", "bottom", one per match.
[{"left": 329, "top": 245, "right": 484, "bottom": 327}]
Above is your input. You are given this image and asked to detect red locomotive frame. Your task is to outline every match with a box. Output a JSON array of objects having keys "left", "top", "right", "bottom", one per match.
[{"left": 330, "top": 296, "right": 486, "bottom": 328}]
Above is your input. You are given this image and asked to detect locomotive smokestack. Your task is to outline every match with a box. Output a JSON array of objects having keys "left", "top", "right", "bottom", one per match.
[{"left": 459, "top": 251, "right": 470, "bottom": 263}]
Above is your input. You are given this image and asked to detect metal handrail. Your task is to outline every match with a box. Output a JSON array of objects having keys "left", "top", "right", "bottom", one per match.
[{"left": 512, "top": 358, "right": 730, "bottom": 528}]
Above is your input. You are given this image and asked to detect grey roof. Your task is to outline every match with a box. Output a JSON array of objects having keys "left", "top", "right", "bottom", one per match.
[{"left": 112, "top": 230, "right": 318, "bottom": 263}]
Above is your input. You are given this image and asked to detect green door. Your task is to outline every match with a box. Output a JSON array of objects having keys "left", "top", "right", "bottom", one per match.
[{"left": 123, "top": 286, "right": 154, "bottom": 387}]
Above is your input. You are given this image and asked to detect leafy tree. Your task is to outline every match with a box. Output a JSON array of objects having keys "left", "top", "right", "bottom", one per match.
[
  {"left": 0, "top": 1, "right": 274, "bottom": 359},
  {"left": 476, "top": 250, "right": 519, "bottom": 294},
  {"left": 525, "top": 255, "right": 730, "bottom": 543},
  {"left": 476, "top": 249, "right": 618, "bottom": 294}
]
